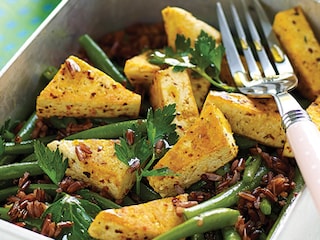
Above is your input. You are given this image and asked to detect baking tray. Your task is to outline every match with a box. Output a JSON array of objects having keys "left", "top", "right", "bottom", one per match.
[{"left": 0, "top": 0, "right": 319, "bottom": 239}]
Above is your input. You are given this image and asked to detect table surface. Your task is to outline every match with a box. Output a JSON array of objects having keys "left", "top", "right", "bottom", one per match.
[{"left": 0, "top": 0, "right": 61, "bottom": 70}]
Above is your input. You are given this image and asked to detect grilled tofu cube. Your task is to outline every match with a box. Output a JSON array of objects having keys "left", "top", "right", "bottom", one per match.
[
  {"left": 124, "top": 51, "right": 161, "bottom": 89},
  {"left": 207, "top": 91, "right": 286, "bottom": 148},
  {"left": 150, "top": 67, "right": 199, "bottom": 136},
  {"left": 88, "top": 194, "right": 188, "bottom": 240},
  {"left": 148, "top": 97, "right": 238, "bottom": 197},
  {"left": 273, "top": 6, "right": 320, "bottom": 100},
  {"left": 162, "top": 6, "right": 221, "bottom": 49},
  {"left": 47, "top": 139, "right": 135, "bottom": 200},
  {"left": 36, "top": 55, "right": 141, "bottom": 118}
]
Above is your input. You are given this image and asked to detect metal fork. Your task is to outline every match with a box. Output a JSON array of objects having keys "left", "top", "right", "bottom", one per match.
[{"left": 217, "top": 0, "right": 320, "bottom": 212}]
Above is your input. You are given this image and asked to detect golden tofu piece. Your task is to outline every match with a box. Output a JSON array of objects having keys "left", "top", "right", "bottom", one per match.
[
  {"left": 150, "top": 67, "right": 199, "bottom": 136},
  {"left": 124, "top": 51, "right": 210, "bottom": 110},
  {"left": 162, "top": 6, "right": 221, "bottom": 49},
  {"left": 273, "top": 6, "right": 320, "bottom": 100},
  {"left": 148, "top": 98, "right": 238, "bottom": 197},
  {"left": 36, "top": 55, "right": 141, "bottom": 118},
  {"left": 124, "top": 51, "right": 161, "bottom": 89},
  {"left": 88, "top": 194, "right": 188, "bottom": 240},
  {"left": 47, "top": 139, "right": 135, "bottom": 200},
  {"left": 207, "top": 91, "right": 286, "bottom": 148}
]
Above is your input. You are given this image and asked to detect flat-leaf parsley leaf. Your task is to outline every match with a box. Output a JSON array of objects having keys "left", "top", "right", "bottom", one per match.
[
  {"left": 149, "top": 30, "right": 236, "bottom": 92},
  {"left": 34, "top": 141, "right": 68, "bottom": 185},
  {"left": 43, "top": 193, "right": 100, "bottom": 240},
  {"left": 115, "top": 104, "right": 178, "bottom": 195}
]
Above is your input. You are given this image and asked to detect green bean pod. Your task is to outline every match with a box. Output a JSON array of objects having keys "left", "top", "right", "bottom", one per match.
[
  {"left": 2, "top": 130, "right": 15, "bottom": 141},
  {"left": 49, "top": 116, "right": 77, "bottom": 129},
  {"left": 154, "top": 208, "right": 240, "bottom": 240},
  {"left": 20, "top": 153, "right": 37, "bottom": 163},
  {"left": 184, "top": 166, "right": 268, "bottom": 219},
  {"left": 40, "top": 66, "right": 58, "bottom": 83},
  {"left": 0, "top": 207, "right": 10, "bottom": 221},
  {"left": 260, "top": 198, "right": 272, "bottom": 215},
  {"left": 14, "top": 111, "right": 38, "bottom": 142},
  {"left": 4, "top": 135, "right": 56, "bottom": 155},
  {"left": 65, "top": 119, "right": 146, "bottom": 140},
  {"left": 78, "top": 34, "right": 132, "bottom": 88},
  {"left": 243, "top": 155, "right": 262, "bottom": 183},
  {"left": 0, "top": 184, "right": 57, "bottom": 202},
  {"left": 0, "top": 155, "right": 17, "bottom": 166},
  {"left": 221, "top": 226, "right": 241, "bottom": 240},
  {"left": 0, "top": 162, "right": 44, "bottom": 181}
]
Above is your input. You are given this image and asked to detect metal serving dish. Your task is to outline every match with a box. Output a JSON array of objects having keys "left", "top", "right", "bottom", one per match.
[{"left": 0, "top": 0, "right": 320, "bottom": 239}]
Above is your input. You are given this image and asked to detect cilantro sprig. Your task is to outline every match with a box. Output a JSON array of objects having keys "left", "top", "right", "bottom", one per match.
[
  {"left": 149, "top": 30, "right": 237, "bottom": 92},
  {"left": 115, "top": 104, "right": 178, "bottom": 195}
]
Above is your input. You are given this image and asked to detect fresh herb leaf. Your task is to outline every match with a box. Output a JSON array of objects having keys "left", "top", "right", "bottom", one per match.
[
  {"left": 34, "top": 141, "right": 68, "bottom": 185},
  {"left": 115, "top": 137, "right": 152, "bottom": 167},
  {"left": 149, "top": 30, "right": 236, "bottom": 92},
  {"left": 191, "top": 31, "right": 225, "bottom": 80},
  {"left": 115, "top": 104, "right": 178, "bottom": 195},
  {"left": 43, "top": 193, "right": 100, "bottom": 240},
  {"left": 147, "top": 104, "right": 178, "bottom": 146}
]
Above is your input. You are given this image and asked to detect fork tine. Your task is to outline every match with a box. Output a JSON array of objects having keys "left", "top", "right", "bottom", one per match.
[
  {"left": 240, "top": 0, "right": 276, "bottom": 78},
  {"left": 252, "top": 0, "right": 294, "bottom": 74},
  {"left": 216, "top": 2, "right": 248, "bottom": 87},
  {"left": 230, "top": 2, "right": 262, "bottom": 80}
]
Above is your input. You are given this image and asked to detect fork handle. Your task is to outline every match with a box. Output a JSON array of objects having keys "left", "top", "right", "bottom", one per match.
[{"left": 285, "top": 111, "right": 320, "bottom": 212}]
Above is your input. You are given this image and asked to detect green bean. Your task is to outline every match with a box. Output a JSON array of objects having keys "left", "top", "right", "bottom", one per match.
[
  {"left": 2, "top": 129, "right": 15, "bottom": 141},
  {"left": 154, "top": 208, "right": 240, "bottom": 240},
  {"left": 184, "top": 166, "right": 268, "bottom": 219},
  {"left": 40, "top": 66, "right": 58, "bottom": 83},
  {"left": 0, "top": 155, "right": 17, "bottom": 166},
  {"left": 260, "top": 198, "right": 272, "bottom": 215},
  {"left": 187, "top": 180, "right": 208, "bottom": 191},
  {"left": 221, "top": 226, "right": 241, "bottom": 240},
  {"left": 90, "top": 117, "right": 131, "bottom": 126},
  {"left": 0, "top": 184, "right": 57, "bottom": 202},
  {"left": 20, "top": 153, "right": 37, "bottom": 163},
  {"left": 243, "top": 155, "right": 262, "bottom": 183},
  {"left": 14, "top": 111, "right": 38, "bottom": 142},
  {"left": 77, "top": 189, "right": 121, "bottom": 209},
  {"left": 234, "top": 134, "right": 257, "bottom": 149},
  {"left": 78, "top": 34, "right": 132, "bottom": 88},
  {"left": 65, "top": 119, "right": 146, "bottom": 140},
  {"left": 0, "top": 180, "right": 12, "bottom": 190},
  {"left": 3, "top": 135, "right": 56, "bottom": 155},
  {"left": 0, "top": 207, "right": 10, "bottom": 221},
  {"left": 0, "top": 162, "right": 43, "bottom": 181},
  {"left": 49, "top": 116, "right": 77, "bottom": 129},
  {"left": 215, "top": 163, "right": 231, "bottom": 176}
]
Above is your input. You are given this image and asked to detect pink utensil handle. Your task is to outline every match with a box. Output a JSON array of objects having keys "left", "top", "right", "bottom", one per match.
[{"left": 286, "top": 120, "right": 320, "bottom": 213}]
